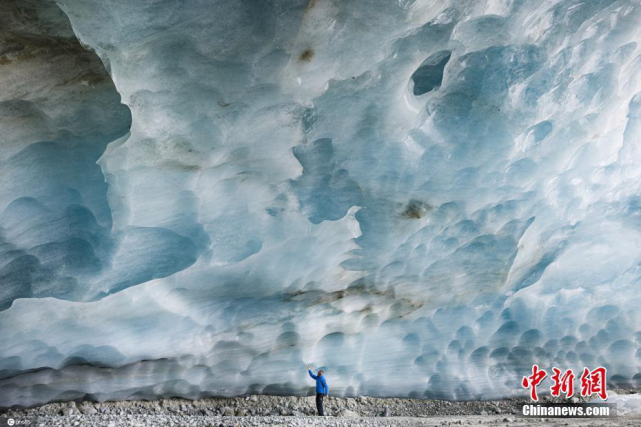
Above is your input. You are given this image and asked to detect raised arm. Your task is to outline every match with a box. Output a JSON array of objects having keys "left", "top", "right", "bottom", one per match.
[{"left": 308, "top": 369, "right": 318, "bottom": 380}]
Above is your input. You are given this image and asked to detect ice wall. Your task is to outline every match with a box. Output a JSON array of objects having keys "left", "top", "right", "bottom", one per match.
[{"left": 2, "top": 0, "right": 641, "bottom": 407}]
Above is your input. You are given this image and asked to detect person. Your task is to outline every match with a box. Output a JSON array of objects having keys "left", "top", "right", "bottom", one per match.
[{"left": 306, "top": 364, "right": 329, "bottom": 415}]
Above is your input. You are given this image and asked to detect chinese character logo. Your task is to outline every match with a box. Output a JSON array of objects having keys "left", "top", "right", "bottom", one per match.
[
  {"left": 551, "top": 368, "right": 575, "bottom": 398},
  {"left": 522, "top": 364, "right": 547, "bottom": 401},
  {"left": 580, "top": 367, "right": 608, "bottom": 400},
  {"left": 522, "top": 366, "right": 607, "bottom": 401}
]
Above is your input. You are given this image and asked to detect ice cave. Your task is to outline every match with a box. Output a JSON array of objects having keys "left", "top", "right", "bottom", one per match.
[{"left": 2, "top": 0, "right": 641, "bottom": 408}]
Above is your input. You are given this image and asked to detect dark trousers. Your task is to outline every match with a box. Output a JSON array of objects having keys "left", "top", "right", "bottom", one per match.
[{"left": 315, "top": 393, "right": 325, "bottom": 416}]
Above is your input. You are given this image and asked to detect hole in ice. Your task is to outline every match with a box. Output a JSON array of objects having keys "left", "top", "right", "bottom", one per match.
[{"left": 411, "top": 50, "right": 451, "bottom": 96}]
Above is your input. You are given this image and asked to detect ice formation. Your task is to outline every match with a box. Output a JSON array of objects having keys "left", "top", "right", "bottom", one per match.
[{"left": 2, "top": 0, "right": 641, "bottom": 408}]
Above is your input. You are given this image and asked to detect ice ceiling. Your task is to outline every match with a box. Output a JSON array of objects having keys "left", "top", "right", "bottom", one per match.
[{"left": 2, "top": 0, "right": 641, "bottom": 407}]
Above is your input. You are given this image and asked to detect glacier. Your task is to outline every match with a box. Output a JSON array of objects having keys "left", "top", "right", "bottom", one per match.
[{"left": 2, "top": 0, "right": 641, "bottom": 407}]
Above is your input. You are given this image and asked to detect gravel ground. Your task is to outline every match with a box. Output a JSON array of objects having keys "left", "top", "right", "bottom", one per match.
[
  {"left": 2, "top": 392, "right": 639, "bottom": 426},
  {"left": 2, "top": 414, "right": 641, "bottom": 427}
]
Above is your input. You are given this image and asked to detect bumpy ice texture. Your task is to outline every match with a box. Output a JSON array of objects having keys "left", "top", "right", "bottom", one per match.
[{"left": 2, "top": 0, "right": 641, "bottom": 407}]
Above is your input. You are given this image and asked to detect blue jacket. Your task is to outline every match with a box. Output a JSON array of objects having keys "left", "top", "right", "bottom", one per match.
[{"left": 308, "top": 370, "right": 329, "bottom": 395}]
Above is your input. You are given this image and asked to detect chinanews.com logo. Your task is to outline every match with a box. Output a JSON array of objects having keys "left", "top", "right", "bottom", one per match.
[{"left": 519, "top": 365, "right": 616, "bottom": 418}]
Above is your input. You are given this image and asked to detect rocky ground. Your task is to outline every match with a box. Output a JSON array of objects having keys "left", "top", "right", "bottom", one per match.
[{"left": 2, "top": 392, "right": 640, "bottom": 426}]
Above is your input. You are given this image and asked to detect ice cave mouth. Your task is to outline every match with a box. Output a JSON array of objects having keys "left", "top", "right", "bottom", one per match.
[{"left": 2, "top": 0, "right": 641, "bottom": 408}]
